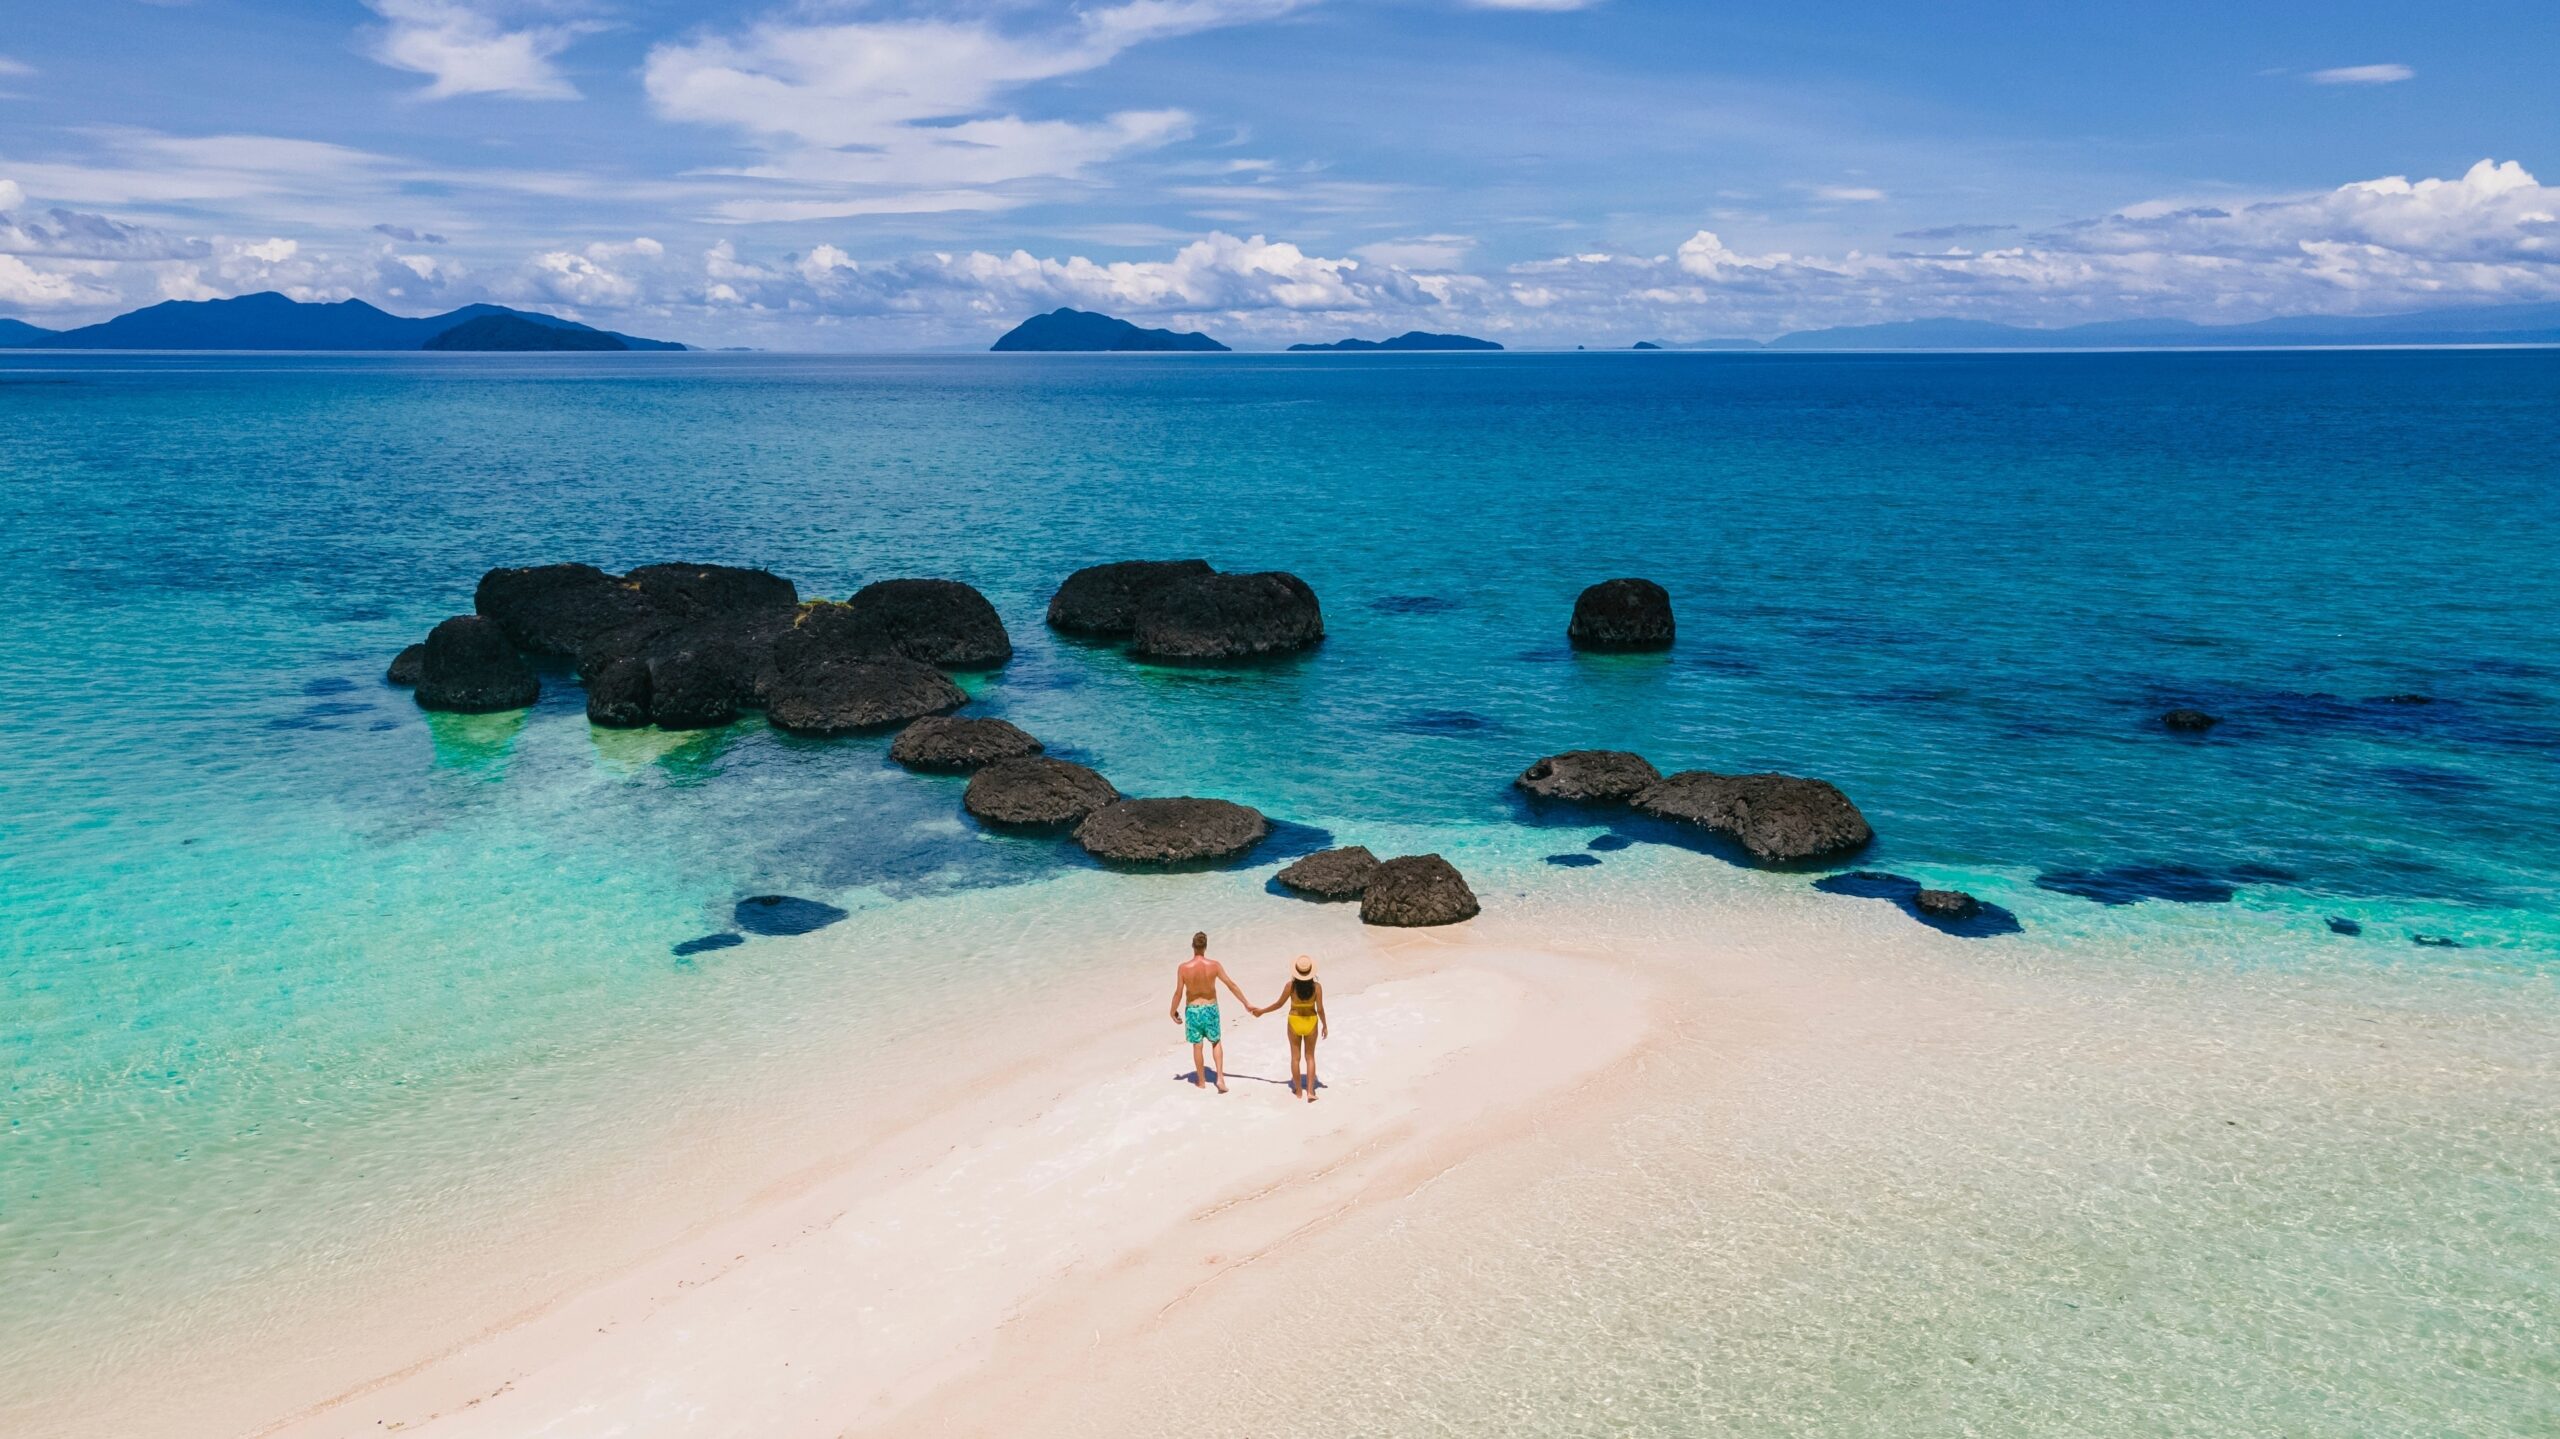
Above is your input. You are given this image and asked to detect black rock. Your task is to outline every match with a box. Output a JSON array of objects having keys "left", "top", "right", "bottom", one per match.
[
  {"left": 2327, "top": 916, "right": 2364, "bottom": 936},
  {"left": 475, "top": 563, "right": 652, "bottom": 656},
  {"left": 623, "top": 563, "right": 798, "bottom": 619},
  {"left": 1131, "top": 571, "right": 1324, "bottom": 661},
  {"left": 841, "top": 579, "right": 1012, "bottom": 668},
  {"left": 1568, "top": 578, "right": 1674, "bottom": 652},
  {"left": 647, "top": 645, "right": 745, "bottom": 730},
  {"left": 1075, "top": 797, "right": 1270, "bottom": 865},
  {"left": 414, "top": 615, "right": 539, "bottom": 713},
  {"left": 585, "top": 655, "right": 653, "bottom": 727},
  {"left": 733, "top": 894, "right": 848, "bottom": 936},
  {"left": 1516, "top": 750, "right": 1661, "bottom": 804},
  {"left": 1633, "top": 770, "right": 1874, "bottom": 865},
  {"left": 889, "top": 716, "right": 1044, "bottom": 772},
  {"left": 768, "top": 600, "right": 901, "bottom": 678},
  {"left": 766, "top": 655, "right": 967, "bottom": 736},
  {"left": 385, "top": 643, "right": 425, "bottom": 687},
  {"left": 2410, "top": 933, "right": 2463, "bottom": 949},
  {"left": 671, "top": 932, "right": 744, "bottom": 957},
  {"left": 1274, "top": 845, "right": 1380, "bottom": 900},
  {"left": 964, "top": 757, "right": 1120, "bottom": 828},
  {"left": 1047, "top": 559, "right": 1218, "bottom": 637},
  {"left": 2374, "top": 694, "right": 2434, "bottom": 706},
  {"left": 1359, "top": 854, "right": 1481, "bottom": 927},
  {"left": 1914, "top": 888, "right": 1981, "bottom": 921},
  {"left": 2162, "top": 708, "right": 2220, "bottom": 732}
]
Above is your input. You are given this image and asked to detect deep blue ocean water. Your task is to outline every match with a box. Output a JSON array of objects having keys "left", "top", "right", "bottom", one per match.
[{"left": 4, "top": 348, "right": 2558, "bottom": 1428}]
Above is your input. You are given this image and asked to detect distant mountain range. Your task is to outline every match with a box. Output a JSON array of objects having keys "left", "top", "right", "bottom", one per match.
[
  {"left": 0, "top": 292, "right": 684, "bottom": 351},
  {"left": 991, "top": 308, "right": 1228, "bottom": 352},
  {"left": 1667, "top": 300, "right": 2560, "bottom": 351},
  {"left": 1287, "top": 331, "right": 1503, "bottom": 352}
]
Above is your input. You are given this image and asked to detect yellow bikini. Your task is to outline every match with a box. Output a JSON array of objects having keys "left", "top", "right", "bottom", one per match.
[{"left": 1287, "top": 979, "right": 1319, "bottom": 1038}]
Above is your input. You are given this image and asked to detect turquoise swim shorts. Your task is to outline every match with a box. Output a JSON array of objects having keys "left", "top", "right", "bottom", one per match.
[{"left": 1185, "top": 1003, "right": 1222, "bottom": 1044}]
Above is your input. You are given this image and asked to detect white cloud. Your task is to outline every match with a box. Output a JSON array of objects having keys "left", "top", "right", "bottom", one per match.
[
  {"left": 5, "top": 160, "right": 2556, "bottom": 349},
  {"left": 0, "top": 178, "right": 22, "bottom": 211},
  {"left": 1814, "top": 185, "right": 1887, "bottom": 202},
  {"left": 0, "top": 55, "right": 35, "bottom": 78},
  {"left": 643, "top": 0, "right": 1310, "bottom": 218},
  {"left": 364, "top": 0, "right": 594, "bottom": 101},
  {"left": 2309, "top": 64, "right": 2414, "bottom": 85}
]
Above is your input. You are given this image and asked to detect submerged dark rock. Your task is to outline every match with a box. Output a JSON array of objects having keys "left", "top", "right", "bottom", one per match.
[
  {"left": 964, "top": 757, "right": 1119, "bottom": 828},
  {"left": 1545, "top": 853, "right": 1602, "bottom": 868},
  {"left": 1074, "top": 797, "right": 1269, "bottom": 865},
  {"left": 1273, "top": 845, "right": 1379, "bottom": 900},
  {"left": 1359, "top": 854, "right": 1480, "bottom": 927},
  {"left": 414, "top": 615, "right": 539, "bottom": 713},
  {"left": 1516, "top": 750, "right": 1661, "bottom": 804},
  {"left": 889, "top": 716, "right": 1044, "bottom": 772},
  {"left": 733, "top": 894, "right": 848, "bottom": 936},
  {"left": 671, "top": 932, "right": 744, "bottom": 957},
  {"left": 1047, "top": 559, "right": 1217, "bottom": 637},
  {"left": 766, "top": 655, "right": 967, "bottom": 736},
  {"left": 2327, "top": 916, "right": 2364, "bottom": 936},
  {"left": 2035, "top": 863, "right": 2236, "bottom": 906},
  {"left": 1568, "top": 578, "right": 1674, "bottom": 652},
  {"left": 1811, "top": 871, "right": 2021, "bottom": 936},
  {"left": 842, "top": 578, "right": 1012, "bottom": 668},
  {"left": 2161, "top": 708, "right": 2220, "bottom": 732},
  {"left": 585, "top": 655, "right": 653, "bottom": 727},
  {"left": 2410, "top": 933, "right": 2463, "bottom": 949},
  {"left": 385, "top": 643, "right": 425, "bottom": 687},
  {"left": 1131, "top": 571, "right": 1323, "bottom": 661},
  {"left": 1633, "top": 771, "right": 1873, "bottom": 865}
]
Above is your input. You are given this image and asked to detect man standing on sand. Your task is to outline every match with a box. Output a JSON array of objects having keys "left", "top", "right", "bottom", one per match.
[{"left": 1170, "top": 931, "right": 1252, "bottom": 1093}]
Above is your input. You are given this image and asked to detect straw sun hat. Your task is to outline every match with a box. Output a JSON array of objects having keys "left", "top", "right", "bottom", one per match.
[{"left": 1292, "top": 955, "right": 1316, "bottom": 978}]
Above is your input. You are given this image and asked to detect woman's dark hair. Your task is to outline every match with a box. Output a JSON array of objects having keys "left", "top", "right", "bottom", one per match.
[{"left": 1293, "top": 978, "right": 1315, "bottom": 1000}]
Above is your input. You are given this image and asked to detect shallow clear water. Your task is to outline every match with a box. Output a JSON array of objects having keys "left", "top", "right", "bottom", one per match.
[{"left": 3, "top": 350, "right": 2556, "bottom": 1431}]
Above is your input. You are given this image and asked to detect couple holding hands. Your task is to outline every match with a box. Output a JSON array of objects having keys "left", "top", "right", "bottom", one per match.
[{"left": 1169, "top": 932, "right": 1328, "bottom": 1101}]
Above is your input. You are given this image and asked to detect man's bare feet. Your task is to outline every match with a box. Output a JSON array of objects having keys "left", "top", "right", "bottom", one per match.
[
  {"left": 1215, "top": 1074, "right": 1229, "bottom": 1094},
  {"left": 1190, "top": 1071, "right": 1204, "bottom": 1087}
]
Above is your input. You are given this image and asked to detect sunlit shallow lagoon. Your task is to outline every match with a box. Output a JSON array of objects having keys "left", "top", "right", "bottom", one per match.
[{"left": 3, "top": 349, "right": 2556, "bottom": 1434}]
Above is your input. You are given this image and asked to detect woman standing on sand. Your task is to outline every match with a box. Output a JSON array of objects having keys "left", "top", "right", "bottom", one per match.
[{"left": 1252, "top": 955, "right": 1328, "bottom": 1102}]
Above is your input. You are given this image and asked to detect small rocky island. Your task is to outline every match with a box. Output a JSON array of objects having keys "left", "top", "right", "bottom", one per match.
[
  {"left": 1287, "top": 332, "right": 1504, "bottom": 352},
  {"left": 991, "top": 308, "right": 1229, "bottom": 352}
]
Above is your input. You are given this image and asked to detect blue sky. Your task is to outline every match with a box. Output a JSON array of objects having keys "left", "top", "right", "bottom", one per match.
[{"left": 2, "top": 0, "right": 2554, "bottom": 347}]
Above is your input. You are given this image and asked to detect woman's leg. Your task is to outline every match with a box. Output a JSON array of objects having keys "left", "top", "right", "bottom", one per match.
[
  {"left": 1287, "top": 1032, "right": 1305, "bottom": 1095},
  {"left": 1303, "top": 1033, "right": 1319, "bottom": 1101}
]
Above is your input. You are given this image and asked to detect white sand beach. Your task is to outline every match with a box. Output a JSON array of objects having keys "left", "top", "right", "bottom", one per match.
[{"left": 257, "top": 919, "right": 1651, "bottom": 1438}]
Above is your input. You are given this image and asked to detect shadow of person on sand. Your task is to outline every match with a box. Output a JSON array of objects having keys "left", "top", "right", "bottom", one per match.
[{"left": 1170, "top": 1069, "right": 1320, "bottom": 1091}]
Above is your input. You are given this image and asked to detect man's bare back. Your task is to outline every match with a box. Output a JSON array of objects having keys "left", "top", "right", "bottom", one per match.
[{"left": 1169, "top": 931, "right": 1250, "bottom": 1092}]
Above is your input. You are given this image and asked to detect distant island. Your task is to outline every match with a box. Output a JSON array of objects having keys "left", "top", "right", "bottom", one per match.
[
  {"left": 0, "top": 292, "right": 684, "bottom": 351},
  {"left": 991, "top": 308, "right": 1229, "bottom": 352},
  {"left": 424, "top": 315, "right": 629, "bottom": 352},
  {"left": 1287, "top": 331, "right": 1503, "bottom": 352},
  {"left": 1632, "top": 341, "right": 1663, "bottom": 350}
]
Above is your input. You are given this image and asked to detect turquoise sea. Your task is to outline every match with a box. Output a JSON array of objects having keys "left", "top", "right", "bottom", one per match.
[{"left": 5, "top": 349, "right": 2558, "bottom": 1433}]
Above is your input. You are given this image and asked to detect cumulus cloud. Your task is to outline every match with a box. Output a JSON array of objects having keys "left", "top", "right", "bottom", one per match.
[
  {"left": 363, "top": 0, "right": 595, "bottom": 101},
  {"left": 4, "top": 160, "right": 2556, "bottom": 347},
  {"left": 0, "top": 205, "right": 215, "bottom": 261},
  {"left": 2310, "top": 64, "right": 2414, "bottom": 85},
  {"left": 642, "top": 0, "right": 1310, "bottom": 219}
]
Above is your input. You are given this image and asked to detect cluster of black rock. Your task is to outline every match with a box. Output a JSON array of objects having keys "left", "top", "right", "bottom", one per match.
[
  {"left": 390, "top": 561, "right": 1008, "bottom": 736},
  {"left": 1515, "top": 749, "right": 1879, "bottom": 867},
  {"left": 1273, "top": 846, "right": 1482, "bottom": 928}
]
